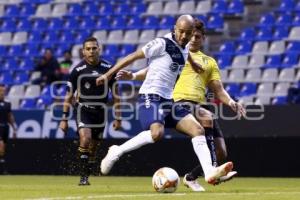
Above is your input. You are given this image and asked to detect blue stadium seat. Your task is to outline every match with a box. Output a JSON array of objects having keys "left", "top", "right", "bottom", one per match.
[
  {"left": 0, "top": 19, "right": 16, "bottom": 32},
  {"left": 120, "top": 44, "right": 136, "bottom": 57},
  {"left": 36, "top": 96, "right": 53, "bottom": 109},
  {"left": 293, "top": 14, "right": 300, "bottom": 26},
  {"left": 281, "top": 53, "right": 299, "bottom": 68},
  {"left": 5, "top": 5, "right": 20, "bottom": 17},
  {"left": 216, "top": 41, "right": 236, "bottom": 56},
  {"left": 295, "top": 1, "right": 300, "bottom": 12},
  {"left": 59, "top": 32, "right": 75, "bottom": 44},
  {"left": 41, "top": 84, "right": 52, "bottom": 97},
  {"left": 8, "top": 45, "right": 24, "bottom": 57},
  {"left": 225, "top": 83, "right": 240, "bottom": 97},
  {"left": 240, "top": 83, "right": 257, "bottom": 96},
  {"left": 43, "top": 31, "right": 59, "bottom": 45},
  {"left": 83, "top": 3, "right": 100, "bottom": 16},
  {"left": 20, "top": 98, "right": 36, "bottom": 109},
  {"left": 55, "top": 44, "right": 71, "bottom": 57},
  {"left": 48, "top": 18, "right": 64, "bottom": 31},
  {"left": 143, "top": 16, "right": 159, "bottom": 29},
  {"left": 127, "top": 16, "right": 143, "bottom": 29},
  {"left": 0, "top": 72, "right": 14, "bottom": 85},
  {"left": 217, "top": 55, "right": 232, "bottom": 69},
  {"left": 272, "top": 96, "right": 287, "bottom": 105},
  {"left": 239, "top": 27, "right": 256, "bottom": 41},
  {"left": 20, "top": 3, "right": 36, "bottom": 17},
  {"left": 160, "top": 16, "right": 175, "bottom": 29},
  {"left": 111, "top": 16, "right": 127, "bottom": 30},
  {"left": 67, "top": 4, "right": 83, "bottom": 17},
  {"left": 256, "top": 27, "right": 273, "bottom": 41},
  {"left": 99, "top": 2, "right": 113, "bottom": 15},
  {"left": 276, "top": 0, "right": 295, "bottom": 12},
  {"left": 276, "top": 13, "right": 293, "bottom": 26},
  {"left": 236, "top": 41, "right": 252, "bottom": 55},
  {"left": 210, "top": 0, "right": 227, "bottom": 14},
  {"left": 80, "top": 17, "right": 96, "bottom": 30},
  {"left": 27, "top": 30, "right": 43, "bottom": 44},
  {"left": 115, "top": 3, "right": 130, "bottom": 15},
  {"left": 273, "top": 26, "right": 289, "bottom": 40},
  {"left": 227, "top": 0, "right": 244, "bottom": 15},
  {"left": 257, "top": 13, "right": 275, "bottom": 27},
  {"left": 131, "top": 3, "right": 146, "bottom": 14},
  {"left": 75, "top": 30, "right": 91, "bottom": 43},
  {"left": 263, "top": 55, "right": 282, "bottom": 68},
  {"left": 63, "top": 17, "right": 79, "bottom": 30},
  {"left": 0, "top": 46, "right": 7, "bottom": 56},
  {"left": 3, "top": 58, "right": 18, "bottom": 71},
  {"left": 24, "top": 44, "right": 40, "bottom": 57},
  {"left": 103, "top": 44, "right": 119, "bottom": 57},
  {"left": 17, "top": 18, "right": 32, "bottom": 31},
  {"left": 286, "top": 41, "right": 300, "bottom": 53},
  {"left": 18, "top": 57, "right": 35, "bottom": 71},
  {"left": 95, "top": 17, "right": 110, "bottom": 30},
  {"left": 14, "top": 72, "right": 29, "bottom": 84},
  {"left": 207, "top": 14, "right": 224, "bottom": 30},
  {"left": 32, "top": 18, "right": 48, "bottom": 31}
]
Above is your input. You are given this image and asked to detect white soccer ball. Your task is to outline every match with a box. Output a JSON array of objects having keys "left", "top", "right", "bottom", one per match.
[{"left": 152, "top": 167, "right": 180, "bottom": 193}]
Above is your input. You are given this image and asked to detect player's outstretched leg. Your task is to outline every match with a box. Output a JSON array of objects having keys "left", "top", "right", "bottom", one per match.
[{"left": 100, "top": 130, "right": 154, "bottom": 175}]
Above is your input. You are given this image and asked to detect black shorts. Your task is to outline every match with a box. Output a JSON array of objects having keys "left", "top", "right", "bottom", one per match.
[
  {"left": 178, "top": 101, "right": 224, "bottom": 139},
  {"left": 75, "top": 103, "right": 106, "bottom": 140},
  {"left": 0, "top": 125, "right": 9, "bottom": 143}
]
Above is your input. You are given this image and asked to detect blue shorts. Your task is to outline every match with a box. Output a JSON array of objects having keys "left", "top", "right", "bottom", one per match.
[{"left": 137, "top": 94, "right": 190, "bottom": 130}]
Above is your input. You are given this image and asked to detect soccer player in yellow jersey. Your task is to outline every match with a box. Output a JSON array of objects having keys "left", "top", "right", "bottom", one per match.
[{"left": 116, "top": 18, "right": 245, "bottom": 191}]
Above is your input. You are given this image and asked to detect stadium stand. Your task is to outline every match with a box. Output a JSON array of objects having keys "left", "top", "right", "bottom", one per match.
[{"left": 0, "top": 0, "right": 299, "bottom": 108}]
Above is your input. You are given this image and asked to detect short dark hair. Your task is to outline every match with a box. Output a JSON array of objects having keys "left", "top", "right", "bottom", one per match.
[
  {"left": 194, "top": 18, "right": 206, "bottom": 36},
  {"left": 0, "top": 84, "right": 5, "bottom": 88},
  {"left": 83, "top": 37, "right": 99, "bottom": 47}
]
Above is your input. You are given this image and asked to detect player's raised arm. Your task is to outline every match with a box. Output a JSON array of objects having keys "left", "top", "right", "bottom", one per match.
[
  {"left": 208, "top": 80, "right": 246, "bottom": 118},
  {"left": 96, "top": 50, "right": 145, "bottom": 86},
  {"left": 116, "top": 68, "right": 149, "bottom": 81}
]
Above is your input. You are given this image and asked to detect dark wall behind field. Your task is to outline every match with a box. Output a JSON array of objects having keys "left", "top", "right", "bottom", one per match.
[{"left": 3, "top": 137, "right": 300, "bottom": 177}]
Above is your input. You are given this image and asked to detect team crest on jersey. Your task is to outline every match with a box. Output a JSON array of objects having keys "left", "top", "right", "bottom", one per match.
[
  {"left": 84, "top": 82, "right": 91, "bottom": 89},
  {"left": 92, "top": 71, "right": 99, "bottom": 75},
  {"left": 169, "top": 62, "right": 180, "bottom": 72}
]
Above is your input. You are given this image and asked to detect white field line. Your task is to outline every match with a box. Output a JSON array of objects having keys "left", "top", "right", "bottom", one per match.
[{"left": 24, "top": 191, "right": 300, "bottom": 200}]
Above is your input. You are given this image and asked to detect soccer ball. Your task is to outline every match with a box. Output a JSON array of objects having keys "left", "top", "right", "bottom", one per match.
[{"left": 152, "top": 167, "right": 180, "bottom": 193}]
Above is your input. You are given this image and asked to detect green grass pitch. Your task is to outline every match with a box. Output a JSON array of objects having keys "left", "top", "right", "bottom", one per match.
[{"left": 0, "top": 176, "right": 300, "bottom": 200}]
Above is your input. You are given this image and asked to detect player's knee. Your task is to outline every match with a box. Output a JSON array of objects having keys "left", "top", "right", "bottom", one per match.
[
  {"left": 190, "top": 124, "right": 205, "bottom": 137},
  {"left": 80, "top": 137, "right": 91, "bottom": 148},
  {"left": 151, "top": 130, "right": 164, "bottom": 142}
]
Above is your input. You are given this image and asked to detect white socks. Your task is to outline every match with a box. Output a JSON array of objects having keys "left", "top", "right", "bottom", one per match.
[
  {"left": 118, "top": 130, "right": 155, "bottom": 154},
  {"left": 192, "top": 135, "right": 214, "bottom": 177}
]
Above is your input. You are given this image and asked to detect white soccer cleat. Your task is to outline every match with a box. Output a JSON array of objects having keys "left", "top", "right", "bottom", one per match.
[
  {"left": 205, "top": 161, "right": 233, "bottom": 185},
  {"left": 216, "top": 171, "right": 238, "bottom": 184},
  {"left": 100, "top": 145, "right": 122, "bottom": 175},
  {"left": 183, "top": 174, "right": 205, "bottom": 192}
]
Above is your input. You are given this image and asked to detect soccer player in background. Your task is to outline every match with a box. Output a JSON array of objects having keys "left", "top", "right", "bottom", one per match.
[
  {"left": 115, "top": 18, "right": 245, "bottom": 191},
  {"left": 96, "top": 15, "right": 233, "bottom": 185},
  {"left": 0, "top": 84, "right": 17, "bottom": 173},
  {"left": 59, "top": 37, "right": 122, "bottom": 185}
]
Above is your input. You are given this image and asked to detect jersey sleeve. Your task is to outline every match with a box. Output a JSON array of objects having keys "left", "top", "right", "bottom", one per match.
[
  {"left": 67, "top": 68, "right": 78, "bottom": 94},
  {"left": 208, "top": 58, "right": 221, "bottom": 82},
  {"left": 141, "top": 38, "right": 165, "bottom": 58}
]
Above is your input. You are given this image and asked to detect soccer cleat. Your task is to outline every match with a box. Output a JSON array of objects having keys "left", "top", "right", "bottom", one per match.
[
  {"left": 78, "top": 176, "right": 90, "bottom": 186},
  {"left": 183, "top": 174, "right": 205, "bottom": 192},
  {"left": 205, "top": 161, "right": 233, "bottom": 185},
  {"left": 214, "top": 171, "right": 238, "bottom": 185},
  {"left": 100, "top": 145, "right": 122, "bottom": 175}
]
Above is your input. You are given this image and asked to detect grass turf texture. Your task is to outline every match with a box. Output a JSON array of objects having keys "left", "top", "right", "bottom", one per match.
[{"left": 0, "top": 176, "right": 300, "bottom": 200}]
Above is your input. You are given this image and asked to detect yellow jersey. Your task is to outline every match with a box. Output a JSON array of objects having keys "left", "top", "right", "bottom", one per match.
[{"left": 173, "top": 50, "right": 221, "bottom": 104}]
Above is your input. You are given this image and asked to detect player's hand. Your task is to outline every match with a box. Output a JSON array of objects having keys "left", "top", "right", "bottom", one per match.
[
  {"left": 59, "top": 120, "right": 69, "bottom": 134},
  {"left": 116, "top": 70, "right": 133, "bottom": 80},
  {"left": 96, "top": 74, "right": 110, "bottom": 86},
  {"left": 112, "top": 120, "right": 122, "bottom": 130},
  {"left": 228, "top": 100, "right": 246, "bottom": 119}
]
